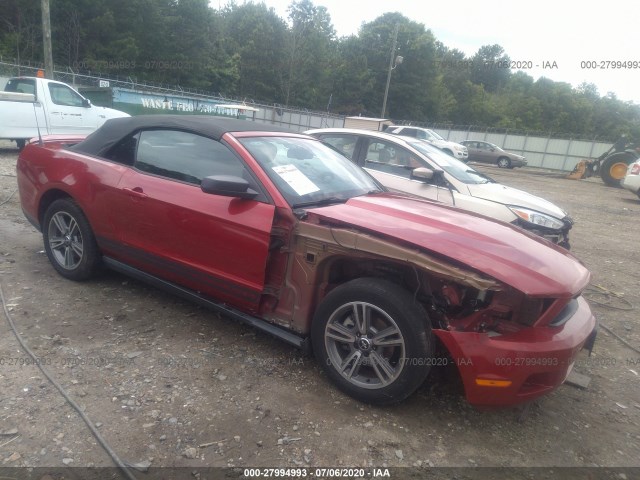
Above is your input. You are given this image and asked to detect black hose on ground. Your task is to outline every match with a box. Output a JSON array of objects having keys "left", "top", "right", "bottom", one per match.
[{"left": 0, "top": 284, "right": 138, "bottom": 480}]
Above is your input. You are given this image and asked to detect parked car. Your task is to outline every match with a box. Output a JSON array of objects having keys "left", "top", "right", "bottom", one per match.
[
  {"left": 385, "top": 125, "right": 468, "bottom": 161},
  {"left": 307, "top": 128, "right": 572, "bottom": 248},
  {"left": 622, "top": 159, "right": 640, "bottom": 198},
  {"left": 460, "top": 140, "right": 527, "bottom": 168},
  {"left": 1, "top": 76, "right": 129, "bottom": 149},
  {"left": 17, "top": 115, "right": 596, "bottom": 407}
]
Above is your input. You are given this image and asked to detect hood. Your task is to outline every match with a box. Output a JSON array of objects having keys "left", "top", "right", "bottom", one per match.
[
  {"left": 434, "top": 139, "right": 464, "bottom": 150},
  {"left": 466, "top": 183, "right": 566, "bottom": 219},
  {"left": 94, "top": 106, "right": 130, "bottom": 119},
  {"left": 308, "top": 194, "right": 588, "bottom": 297}
]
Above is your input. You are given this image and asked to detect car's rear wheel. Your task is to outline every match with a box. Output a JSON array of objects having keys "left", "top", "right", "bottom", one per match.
[
  {"left": 497, "top": 157, "right": 511, "bottom": 168},
  {"left": 311, "top": 278, "right": 434, "bottom": 405},
  {"left": 43, "top": 199, "right": 101, "bottom": 281}
]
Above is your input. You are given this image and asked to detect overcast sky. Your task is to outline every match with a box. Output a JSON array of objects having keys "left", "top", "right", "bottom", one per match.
[{"left": 215, "top": 0, "right": 640, "bottom": 104}]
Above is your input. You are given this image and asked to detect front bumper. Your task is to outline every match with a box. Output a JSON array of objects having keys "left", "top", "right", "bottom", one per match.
[
  {"left": 434, "top": 296, "right": 597, "bottom": 407},
  {"left": 513, "top": 158, "right": 527, "bottom": 167},
  {"left": 622, "top": 172, "right": 640, "bottom": 196},
  {"left": 453, "top": 150, "right": 469, "bottom": 161}
]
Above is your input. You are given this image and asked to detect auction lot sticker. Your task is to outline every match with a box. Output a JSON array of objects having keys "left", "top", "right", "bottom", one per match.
[{"left": 272, "top": 164, "right": 320, "bottom": 196}]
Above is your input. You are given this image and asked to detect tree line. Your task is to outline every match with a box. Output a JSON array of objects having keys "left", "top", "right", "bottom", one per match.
[{"left": 1, "top": 0, "right": 638, "bottom": 141}]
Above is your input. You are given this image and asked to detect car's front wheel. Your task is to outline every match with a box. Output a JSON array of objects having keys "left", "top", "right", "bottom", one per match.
[
  {"left": 312, "top": 278, "right": 434, "bottom": 405},
  {"left": 497, "top": 157, "right": 511, "bottom": 168},
  {"left": 43, "top": 198, "right": 101, "bottom": 281}
]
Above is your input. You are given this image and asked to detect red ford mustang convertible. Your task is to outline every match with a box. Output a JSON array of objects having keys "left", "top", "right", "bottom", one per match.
[{"left": 17, "top": 116, "right": 597, "bottom": 407}]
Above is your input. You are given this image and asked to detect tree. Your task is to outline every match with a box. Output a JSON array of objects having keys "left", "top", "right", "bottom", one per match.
[
  {"left": 470, "top": 44, "right": 510, "bottom": 93},
  {"left": 220, "top": 2, "right": 288, "bottom": 102},
  {"left": 358, "top": 13, "right": 438, "bottom": 120},
  {"left": 283, "top": 0, "right": 337, "bottom": 108},
  {"left": 0, "top": 0, "right": 42, "bottom": 66},
  {"left": 328, "top": 35, "right": 373, "bottom": 114}
]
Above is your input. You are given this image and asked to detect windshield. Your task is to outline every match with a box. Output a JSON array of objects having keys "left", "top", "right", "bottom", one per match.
[
  {"left": 408, "top": 140, "right": 493, "bottom": 184},
  {"left": 425, "top": 129, "right": 444, "bottom": 141},
  {"left": 239, "top": 136, "right": 383, "bottom": 208}
]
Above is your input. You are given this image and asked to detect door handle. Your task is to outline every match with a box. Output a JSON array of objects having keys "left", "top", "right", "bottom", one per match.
[{"left": 123, "top": 187, "right": 148, "bottom": 199}]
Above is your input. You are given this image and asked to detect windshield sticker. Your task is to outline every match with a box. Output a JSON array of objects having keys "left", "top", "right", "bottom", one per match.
[{"left": 272, "top": 164, "right": 320, "bottom": 196}]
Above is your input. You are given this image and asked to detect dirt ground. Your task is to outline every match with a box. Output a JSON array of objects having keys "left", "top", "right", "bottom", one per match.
[{"left": 0, "top": 139, "right": 639, "bottom": 478}]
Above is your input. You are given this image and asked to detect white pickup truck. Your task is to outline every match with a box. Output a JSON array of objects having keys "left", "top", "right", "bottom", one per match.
[{"left": 0, "top": 76, "right": 129, "bottom": 149}]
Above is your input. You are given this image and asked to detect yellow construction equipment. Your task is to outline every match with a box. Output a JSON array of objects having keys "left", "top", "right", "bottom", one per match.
[{"left": 567, "top": 136, "right": 639, "bottom": 186}]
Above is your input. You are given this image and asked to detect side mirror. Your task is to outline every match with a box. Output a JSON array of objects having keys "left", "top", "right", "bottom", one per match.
[
  {"left": 201, "top": 175, "right": 258, "bottom": 199},
  {"left": 82, "top": 98, "right": 91, "bottom": 108},
  {"left": 411, "top": 167, "right": 435, "bottom": 181}
]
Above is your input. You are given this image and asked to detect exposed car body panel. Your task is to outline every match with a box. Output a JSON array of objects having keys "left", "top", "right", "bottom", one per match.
[
  {"left": 308, "top": 194, "right": 589, "bottom": 297},
  {"left": 295, "top": 221, "right": 502, "bottom": 292}
]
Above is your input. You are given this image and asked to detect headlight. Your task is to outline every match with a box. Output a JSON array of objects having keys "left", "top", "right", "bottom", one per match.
[
  {"left": 453, "top": 145, "right": 464, "bottom": 151},
  {"left": 508, "top": 207, "right": 565, "bottom": 230}
]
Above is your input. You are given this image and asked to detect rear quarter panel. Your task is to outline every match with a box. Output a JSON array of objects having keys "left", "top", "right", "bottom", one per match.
[{"left": 17, "top": 142, "right": 129, "bottom": 243}]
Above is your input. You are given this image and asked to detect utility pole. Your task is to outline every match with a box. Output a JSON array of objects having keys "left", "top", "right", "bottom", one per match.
[
  {"left": 41, "top": 0, "right": 54, "bottom": 79},
  {"left": 381, "top": 24, "right": 400, "bottom": 119}
]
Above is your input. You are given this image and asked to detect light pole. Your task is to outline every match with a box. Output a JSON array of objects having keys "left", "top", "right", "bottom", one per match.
[
  {"left": 381, "top": 24, "right": 403, "bottom": 118},
  {"left": 41, "top": 0, "right": 54, "bottom": 79}
]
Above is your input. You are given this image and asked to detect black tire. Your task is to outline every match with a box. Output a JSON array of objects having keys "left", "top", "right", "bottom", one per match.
[
  {"left": 600, "top": 152, "right": 636, "bottom": 187},
  {"left": 311, "top": 278, "right": 434, "bottom": 405},
  {"left": 497, "top": 156, "right": 511, "bottom": 168},
  {"left": 43, "top": 198, "right": 101, "bottom": 281},
  {"left": 16, "top": 139, "right": 26, "bottom": 150}
]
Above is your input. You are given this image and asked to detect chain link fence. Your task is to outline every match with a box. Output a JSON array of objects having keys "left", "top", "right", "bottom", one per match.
[{"left": 0, "top": 60, "right": 344, "bottom": 132}]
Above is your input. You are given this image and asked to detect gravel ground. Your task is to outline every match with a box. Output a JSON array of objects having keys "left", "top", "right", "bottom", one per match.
[{"left": 0, "top": 140, "right": 638, "bottom": 479}]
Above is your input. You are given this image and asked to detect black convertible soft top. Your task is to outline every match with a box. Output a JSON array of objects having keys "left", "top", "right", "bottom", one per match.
[{"left": 70, "top": 115, "right": 294, "bottom": 157}]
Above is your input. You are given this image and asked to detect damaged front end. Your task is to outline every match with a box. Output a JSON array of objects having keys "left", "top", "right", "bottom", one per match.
[{"left": 287, "top": 217, "right": 597, "bottom": 407}]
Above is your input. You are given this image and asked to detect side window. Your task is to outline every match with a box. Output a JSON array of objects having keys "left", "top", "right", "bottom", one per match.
[
  {"left": 134, "top": 130, "right": 249, "bottom": 186},
  {"left": 415, "top": 130, "right": 427, "bottom": 140},
  {"left": 317, "top": 134, "right": 358, "bottom": 160},
  {"left": 364, "top": 140, "right": 418, "bottom": 179},
  {"left": 48, "top": 83, "right": 85, "bottom": 107},
  {"left": 5, "top": 78, "right": 36, "bottom": 96},
  {"left": 104, "top": 133, "right": 140, "bottom": 166}
]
